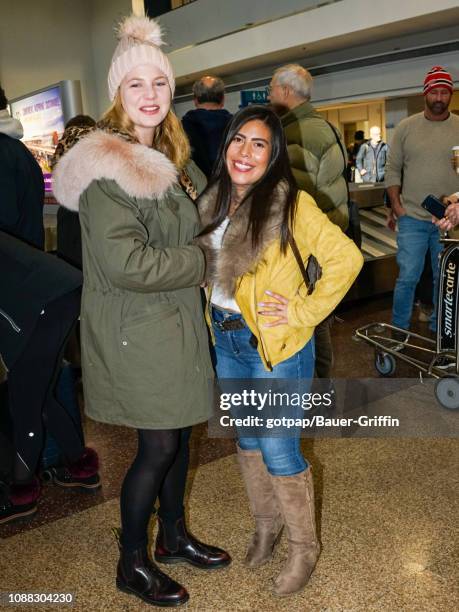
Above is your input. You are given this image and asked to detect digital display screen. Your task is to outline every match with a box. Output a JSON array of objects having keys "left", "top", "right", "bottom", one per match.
[{"left": 10, "top": 86, "right": 65, "bottom": 192}]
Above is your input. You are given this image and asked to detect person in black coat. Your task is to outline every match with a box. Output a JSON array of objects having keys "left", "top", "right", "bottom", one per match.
[
  {"left": 181, "top": 76, "right": 232, "bottom": 178},
  {"left": 0, "top": 232, "right": 100, "bottom": 525},
  {"left": 0, "top": 84, "right": 45, "bottom": 249}
]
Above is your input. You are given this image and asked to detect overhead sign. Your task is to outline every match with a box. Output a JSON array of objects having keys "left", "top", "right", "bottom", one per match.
[{"left": 240, "top": 89, "right": 269, "bottom": 107}]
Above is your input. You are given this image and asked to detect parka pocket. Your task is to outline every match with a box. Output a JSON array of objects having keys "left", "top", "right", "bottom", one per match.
[
  {"left": 117, "top": 306, "right": 185, "bottom": 402},
  {"left": 121, "top": 305, "right": 179, "bottom": 331}
]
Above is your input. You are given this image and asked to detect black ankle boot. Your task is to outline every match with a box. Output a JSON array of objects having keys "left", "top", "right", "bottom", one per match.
[
  {"left": 155, "top": 516, "right": 231, "bottom": 570},
  {"left": 116, "top": 544, "right": 189, "bottom": 607}
]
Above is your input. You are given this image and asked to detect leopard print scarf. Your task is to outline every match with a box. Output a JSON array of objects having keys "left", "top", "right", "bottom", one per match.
[{"left": 52, "top": 119, "right": 198, "bottom": 200}]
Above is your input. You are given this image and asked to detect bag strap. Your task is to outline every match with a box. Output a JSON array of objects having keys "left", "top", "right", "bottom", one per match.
[
  {"left": 325, "top": 120, "right": 347, "bottom": 177},
  {"left": 324, "top": 120, "right": 351, "bottom": 205},
  {"left": 287, "top": 229, "right": 310, "bottom": 291}
]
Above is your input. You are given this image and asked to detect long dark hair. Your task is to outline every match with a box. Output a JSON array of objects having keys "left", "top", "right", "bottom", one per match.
[{"left": 200, "top": 105, "right": 298, "bottom": 253}]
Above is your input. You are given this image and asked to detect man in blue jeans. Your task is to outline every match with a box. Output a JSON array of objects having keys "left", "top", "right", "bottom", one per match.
[{"left": 385, "top": 66, "right": 459, "bottom": 335}]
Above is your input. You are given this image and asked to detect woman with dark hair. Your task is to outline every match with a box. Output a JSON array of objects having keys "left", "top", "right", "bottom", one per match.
[{"left": 197, "top": 105, "right": 363, "bottom": 596}]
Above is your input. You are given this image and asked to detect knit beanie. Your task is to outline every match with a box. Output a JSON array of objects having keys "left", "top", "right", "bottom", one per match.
[
  {"left": 423, "top": 66, "right": 453, "bottom": 96},
  {"left": 108, "top": 15, "right": 175, "bottom": 101}
]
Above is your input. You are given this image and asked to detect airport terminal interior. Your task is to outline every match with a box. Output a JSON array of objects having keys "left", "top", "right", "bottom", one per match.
[{"left": 0, "top": 1, "right": 458, "bottom": 610}]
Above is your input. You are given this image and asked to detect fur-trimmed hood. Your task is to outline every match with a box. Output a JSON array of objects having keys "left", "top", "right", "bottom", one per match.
[
  {"left": 52, "top": 128, "right": 177, "bottom": 211},
  {"left": 196, "top": 182, "right": 288, "bottom": 297}
]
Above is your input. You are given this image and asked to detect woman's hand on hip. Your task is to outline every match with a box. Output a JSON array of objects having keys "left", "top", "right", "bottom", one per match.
[{"left": 258, "top": 290, "right": 289, "bottom": 327}]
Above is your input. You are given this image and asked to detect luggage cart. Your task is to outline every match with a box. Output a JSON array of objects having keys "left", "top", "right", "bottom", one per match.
[{"left": 354, "top": 239, "right": 459, "bottom": 410}]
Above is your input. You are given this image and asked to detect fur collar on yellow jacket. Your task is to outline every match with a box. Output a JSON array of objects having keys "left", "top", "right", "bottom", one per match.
[{"left": 196, "top": 182, "right": 288, "bottom": 298}]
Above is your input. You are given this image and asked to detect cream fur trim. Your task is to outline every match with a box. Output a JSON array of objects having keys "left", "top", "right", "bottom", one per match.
[{"left": 52, "top": 130, "right": 177, "bottom": 211}]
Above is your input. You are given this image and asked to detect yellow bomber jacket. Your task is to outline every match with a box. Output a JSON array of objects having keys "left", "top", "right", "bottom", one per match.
[{"left": 197, "top": 186, "right": 363, "bottom": 371}]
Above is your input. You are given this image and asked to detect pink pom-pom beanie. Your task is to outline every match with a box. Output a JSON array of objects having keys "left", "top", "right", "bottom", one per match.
[{"left": 107, "top": 15, "right": 175, "bottom": 100}]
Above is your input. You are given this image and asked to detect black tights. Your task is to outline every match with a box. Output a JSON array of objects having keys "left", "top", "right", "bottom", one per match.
[{"left": 120, "top": 426, "right": 191, "bottom": 552}]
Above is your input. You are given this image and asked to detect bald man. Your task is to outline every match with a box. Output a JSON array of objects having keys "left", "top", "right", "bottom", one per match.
[{"left": 182, "top": 76, "right": 232, "bottom": 178}]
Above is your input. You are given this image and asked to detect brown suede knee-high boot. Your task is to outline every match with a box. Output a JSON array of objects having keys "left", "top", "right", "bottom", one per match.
[
  {"left": 236, "top": 447, "right": 283, "bottom": 567},
  {"left": 270, "top": 467, "right": 320, "bottom": 596}
]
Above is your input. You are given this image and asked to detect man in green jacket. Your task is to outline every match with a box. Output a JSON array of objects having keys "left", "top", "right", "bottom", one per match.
[
  {"left": 268, "top": 64, "right": 349, "bottom": 231},
  {"left": 268, "top": 64, "right": 349, "bottom": 382}
]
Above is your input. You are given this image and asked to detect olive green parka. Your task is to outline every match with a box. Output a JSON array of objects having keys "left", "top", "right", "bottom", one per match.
[{"left": 53, "top": 128, "right": 214, "bottom": 429}]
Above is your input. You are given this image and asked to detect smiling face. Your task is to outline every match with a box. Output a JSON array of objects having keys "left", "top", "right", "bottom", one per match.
[
  {"left": 225, "top": 119, "right": 273, "bottom": 197},
  {"left": 120, "top": 63, "right": 171, "bottom": 145}
]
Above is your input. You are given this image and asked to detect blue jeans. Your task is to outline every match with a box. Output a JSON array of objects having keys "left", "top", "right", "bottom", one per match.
[
  {"left": 211, "top": 306, "right": 315, "bottom": 476},
  {"left": 392, "top": 215, "right": 442, "bottom": 332}
]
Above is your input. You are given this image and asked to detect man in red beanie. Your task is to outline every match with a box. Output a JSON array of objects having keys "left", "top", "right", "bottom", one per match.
[{"left": 385, "top": 66, "right": 458, "bottom": 338}]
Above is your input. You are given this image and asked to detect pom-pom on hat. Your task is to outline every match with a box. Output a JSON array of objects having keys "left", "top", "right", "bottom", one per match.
[
  {"left": 423, "top": 66, "right": 453, "bottom": 96},
  {"left": 108, "top": 15, "right": 175, "bottom": 101}
]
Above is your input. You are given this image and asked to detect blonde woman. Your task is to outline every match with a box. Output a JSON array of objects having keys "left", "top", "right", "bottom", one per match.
[{"left": 53, "top": 15, "right": 230, "bottom": 607}]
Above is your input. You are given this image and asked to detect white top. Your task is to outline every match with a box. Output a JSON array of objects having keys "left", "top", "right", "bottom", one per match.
[{"left": 209, "top": 218, "right": 241, "bottom": 312}]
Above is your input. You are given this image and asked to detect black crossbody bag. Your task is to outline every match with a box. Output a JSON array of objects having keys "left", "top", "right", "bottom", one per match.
[
  {"left": 287, "top": 121, "right": 362, "bottom": 294},
  {"left": 287, "top": 229, "right": 320, "bottom": 295}
]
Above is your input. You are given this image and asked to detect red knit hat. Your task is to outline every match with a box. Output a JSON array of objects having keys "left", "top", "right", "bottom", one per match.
[{"left": 423, "top": 66, "right": 453, "bottom": 95}]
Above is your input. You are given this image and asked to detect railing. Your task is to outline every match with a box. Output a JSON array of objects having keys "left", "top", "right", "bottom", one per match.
[
  {"left": 171, "top": 0, "right": 197, "bottom": 8},
  {"left": 144, "top": 0, "right": 198, "bottom": 17},
  {"left": 149, "top": 0, "right": 339, "bottom": 17}
]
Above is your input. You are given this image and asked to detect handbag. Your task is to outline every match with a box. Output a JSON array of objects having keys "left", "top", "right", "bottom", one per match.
[
  {"left": 287, "top": 230, "right": 322, "bottom": 295},
  {"left": 288, "top": 122, "right": 362, "bottom": 296},
  {"left": 288, "top": 234, "right": 336, "bottom": 331}
]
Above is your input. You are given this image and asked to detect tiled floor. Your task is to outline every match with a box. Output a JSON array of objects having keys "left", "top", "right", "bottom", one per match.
[
  {"left": 1, "top": 444, "right": 457, "bottom": 611},
  {"left": 1, "top": 295, "right": 458, "bottom": 611}
]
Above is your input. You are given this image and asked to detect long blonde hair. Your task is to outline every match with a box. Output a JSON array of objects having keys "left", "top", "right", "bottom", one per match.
[{"left": 102, "top": 91, "right": 190, "bottom": 169}]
